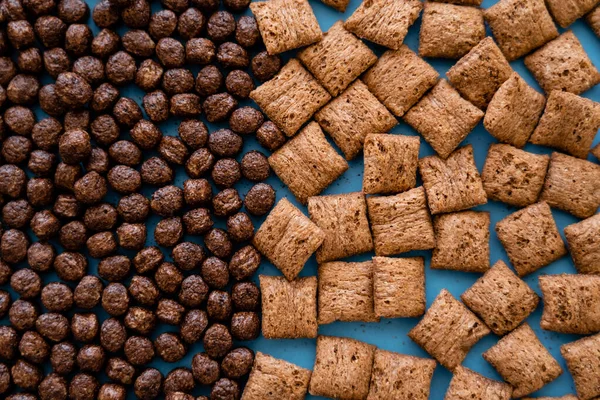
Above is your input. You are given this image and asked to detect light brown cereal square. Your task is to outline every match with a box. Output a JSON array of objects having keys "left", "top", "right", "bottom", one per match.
[
  {"left": 419, "top": 2, "right": 486, "bottom": 59},
  {"left": 481, "top": 144, "right": 550, "bottom": 207},
  {"left": 315, "top": 80, "right": 397, "bottom": 160},
  {"left": 259, "top": 275, "right": 318, "bottom": 339},
  {"left": 445, "top": 366, "right": 513, "bottom": 400},
  {"left": 363, "top": 46, "right": 439, "bottom": 117},
  {"left": 483, "top": 323, "right": 562, "bottom": 397},
  {"left": 588, "top": 6, "right": 600, "bottom": 37},
  {"left": 404, "top": 80, "right": 484, "bottom": 159},
  {"left": 564, "top": 214, "right": 600, "bottom": 275},
  {"left": 308, "top": 192, "right": 373, "bottom": 263},
  {"left": 309, "top": 336, "right": 376, "bottom": 400},
  {"left": 253, "top": 198, "right": 325, "bottom": 281},
  {"left": 461, "top": 260, "right": 539, "bottom": 336},
  {"left": 319, "top": 0, "right": 349, "bottom": 12},
  {"left": 367, "top": 350, "right": 436, "bottom": 400},
  {"left": 539, "top": 152, "right": 600, "bottom": 219},
  {"left": 269, "top": 122, "right": 348, "bottom": 204},
  {"left": 593, "top": 143, "right": 600, "bottom": 159},
  {"left": 561, "top": 333, "right": 600, "bottom": 400},
  {"left": 344, "top": 0, "right": 422, "bottom": 50},
  {"left": 363, "top": 134, "right": 420, "bottom": 195},
  {"left": 419, "top": 145, "right": 487, "bottom": 215},
  {"left": 546, "top": 0, "right": 599, "bottom": 28},
  {"left": 298, "top": 21, "right": 377, "bottom": 97},
  {"left": 522, "top": 397, "right": 578, "bottom": 400},
  {"left": 366, "top": 187, "right": 436, "bottom": 256},
  {"left": 250, "top": 0, "right": 322, "bottom": 55},
  {"left": 373, "top": 256, "right": 425, "bottom": 319},
  {"left": 250, "top": 59, "right": 331, "bottom": 137}
]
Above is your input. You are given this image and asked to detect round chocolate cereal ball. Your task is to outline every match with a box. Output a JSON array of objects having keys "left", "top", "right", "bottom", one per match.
[
  {"left": 99, "top": 255, "right": 131, "bottom": 282},
  {"left": 110, "top": 140, "right": 142, "bottom": 166},
  {"left": 36, "top": 313, "right": 70, "bottom": 343},
  {"left": 135, "top": 368, "right": 163, "bottom": 400},
  {"left": 27, "top": 242, "right": 55, "bottom": 272},
  {"left": 0, "top": 57, "right": 17, "bottom": 86},
  {"left": 155, "top": 262, "right": 183, "bottom": 294},
  {"left": 166, "top": 392, "right": 196, "bottom": 400},
  {"left": 207, "top": 290, "right": 232, "bottom": 321},
  {"left": 251, "top": 51, "right": 281, "bottom": 82},
  {"left": 121, "top": 0, "right": 150, "bottom": 29},
  {"left": 182, "top": 208, "right": 213, "bottom": 235},
  {"left": 43, "top": 48, "right": 71, "bottom": 79},
  {"left": 17, "top": 48, "right": 42, "bottom": 74},
  {"left": 143, "top": 90, "right": 170, "bottom": 123},
  {"left": 0, "top": 326, "right": 18, "bottom": 359},
  {"left": 173, "top": 242, "right": 205, "bottom": 271},
  {"left": 116, "top": 223, "right": 147, "bottom": 250},
  {"left": 0, "top": 165, "right": 26, "bottom": 199},
  {"left": 213, "top": 188, "right": 242, "bottom": 217},
  {"left": 183, "top": 179, "right": 212, "bottom": 206},
  {"left": 207, "top": 11, "right": 235, "bottom": 43},
  {"left": 211, "top": 378, "right": 239, "bottom": 400},
  {"left": 98, "top": 383, "right": 126, "bottom": 400},
  {"left": 221, "top": 347, "right": 253, "bottom": 379},
  {"left": 124, "top": 336, "right": 154, "bottom": 366},
  {"left": 155, "top": 333, "right": 186, "bottom": 362},
  {"left": 129, "top": 275, "right": 159, "bottom": 306},
  {"left": 77, "top": 344, "right": 106, "bottom": 372},
  {"left": 2, "top": 135, "right": 32, "bottom": 164},
  {"left": 58, "top": 0, "right": 89, "bottom": 23},
  {"left": 178, "top": 274, "right": 209, "bottom": 307},
  {"left": 156, "top": 37, "right": 185, "bottom": 68},
  {"left": 162, "top": 0, "right": 189, "bottom": 13},
  {"left": 180, "top": 309, "right": 208, "bottom": 344},
  {"left": 162, "top": 68, "right": 195, "bottom": 95},
  {"left": 26, "top": 178, "right": 54, "bottom": 207},
  {"left": 29, "top": 150, "right": 57, "bottom": 176},
  {"left": 192, "top": 0, "right": 218, "bottom": 13},
  {"left": 0, "top": 262, "right": 11, "bottom": 285},
  {"left": 136, "top": 60, "right": 163, "bottom": 92},
  {"left": 59, "top": 129, "right": 91, "bottom": 165},
  {"left": 226, "top": 212, "right": 254, "bottom": 243},
  {"left": 71, "top": 313, "right": 99, "bottom": 342},
  {"left": 30, "top": 210, "right": 61, "bottom": 241},
  {"left": 133, "top": 246, "right": 164, "bottom": 274},
  {"left": 64, "top": 24, "right": 92, "bottom": 56},
  {"left": 92, "top": 0, "right": 119, "bottom": 28},
  {"left": 69, "top": 373, "right": 99, "bottom": 400},
  {"left": 244, "top": 183, "right": 275, "bottom": 216},
  {"left": 211, "top": 158, "right": 241, "bottom": 188},
  {"left": 11, "top": 269, "right": 41, "bottom": 299},
  {"left": 170, "top": 93, "right": 202, "bottom": 117},
  {"left": 102, "top": 283, "right": 130, "bottom": 317},
  {"left": 201, "top": 257, "right": 229, "bottom": 289},
  {"left": 55, "top": 72, "right": 92, "bottom": 108},
  {"left": 84, "top": 203, "right": 117, "bottom": 231},
  {"left": 230, "top": 311, "right": 260, "bottom": 341},
  {"left": 178, "top": 7, "right": 205, "bottom": 39},
  {"left": 208, "top": 129, "right": 242, "bottom": 157},
  {"left": 106, "top": 51, "right": 136, "bottom": 86},
  {"left": 131, "top": 120, "right": 162, "bottom": 150},
  {"left": 91, "top": 114, "right": 120, "bottom": 146},
  {"left": 149, "top": 9, "right": 177, "bottom": 39},
  {"left": 124, "top": 306, "right": 156, "bottom": 335},
  {"left": 74, "top": 171, "right": 108, "bottom": 205},
  {"left": 54, "top": 162, "right": 83, "bottom": 192},
  {"left": 118, "top": 194, "right": 150, "bottom": 223},
  {"left": 39, "top": 373, "right": 68, "bottom": 400},
  {"left": 12, "top": 359, "right": 42, "bottom": 390},
  {"left": 34, "top": 16, "right": 67, "bottom": 48},
  {"left": 231, "top": 282, "right": 259, "bottom": 311},
  {"left": 142, "top": 157, "right": 174, "bottom": 186},
  {"left": 186, "top": 38, "right": 215, "bottom": 65},
  {"left": 217, "top": 42, "right": 249, "bottom": 69},
  {"left": 1, "top": 229, "right": 29, "bottom": 264},
  {"left": 203, "top": 324, "right": 232, "bottom": 359},
  {"left": 7, "top": 20, "right": 35, "bottom": 50},
  {"left": 204, "top": 228, "right": 232, "bottom": 259},
  {"left": 0, "top": 291, "right": 10, "bottom": 317},
  {"left": 113, "top": 97, "right": 143, "bottom": 127},
  {"left": 164, "top": 368, "right": 194, "bottom": 394},
  {"left": 234, "top": 15, "right": 259, "bottom": 47},
  {"left": 7, "top": 74, "right": 40, "bottom": 105},
  {"left": 74, "top": 276, "right": 103, "bottom": 309},
  {"left": 59, "top": 220, "right": 87, "bottom": 251},
  {"left": 185, "top": 148, "right": 215, "bottom": 179},
  {"left": 107, "top": 165, "right": 142, "bottom": 194},
  {"left": 159, "top": 136, "right": 189, "bottom": 165},
  {"left": 179, "top": 119, "right": 208, "bottom": 149},
  {"left": 229, "top": 106, "right": 263, "bottom": 135},
  {"left": 41, "top": 282, "right": 73, "bottom": 312},
  {"left": 31, "top": 117, "right": 63, "bottom": 150},
  {"left": 151, "top": 185, "right": 184, "bottom": 217},
  {"left": 241, "top": 151, "right": 270, "bottom": 182},
  {"left": 106, "top": 357, "right": 135, "bottom": 384},
  {"left": 92, "top": 83, "right": 120, "bottom": 113},
  {"left": 122, "top": 29, "right": 155, "bottom": 57},
  {"left": 86, "top": 148, "right": 110, "bottom": 173},
  {"left": 72, "top": 56, "right": 105, "bottom": 86},
  {"left": 3, "top": 199, "right": 34, "bottom": 229},
  {"left": 19, "top": 330, "right": 49, "bottom": 364},
  {"left": 54, "top": 252, "right": 87, "bottom": 281},
  {"left": 195, "top": 65, "right": 222, "bottom": 97},
  {"left": 5, "top": 106, "right": 36, "bottom": 136},
  {"left": 0, "top": 363, "right": 8, "bottom": 394},
  {"left": 100, "top": 318, "right": 127, "bottom": 353},
  {"left": 50, "top": 342, "right": 76, "bottom": 375},
  {"left": 192, "top": 353, "right": 220, "bottom": 385},
  {"left": 154, "top": 217, "right": 184, "bottom": 248},
  {"left": 91, "top": 29, "right": 120, "bottom": 59}
]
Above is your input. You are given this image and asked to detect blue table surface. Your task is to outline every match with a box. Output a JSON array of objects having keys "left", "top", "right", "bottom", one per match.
[{"left": 4, "top": 0, "right": 600, "bottom": 398}]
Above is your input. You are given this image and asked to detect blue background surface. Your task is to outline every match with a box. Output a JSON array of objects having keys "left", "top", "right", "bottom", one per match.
[{"left": 3, "top": 0, "right": 600, "bottom": 398}]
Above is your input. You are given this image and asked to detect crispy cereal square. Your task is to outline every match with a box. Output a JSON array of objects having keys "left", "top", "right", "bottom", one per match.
[
  {"left": 461, "top": 260, "right": 539, "bottom": 336},
  {"left": 484, "top": 73, "right": 547, "bottom": 148},
  {"left": 250, "top": 0, "right": 322, "bottom": 55},
  {"left": 445, "top": 366, "right": 513, "bottom": 400},
  {"left": 363, "top": 46, "right": 439, "bottom": 117},
  {"left": 404, "top": 80, "right": 484, "bottom": 159},
  {"left": 366, "top": 187, "right": 436, "bottom": 256},
  {"left": 269, "top": 122, "right": 348, "bottom": 204},
  {"left": 259, "top": 275, "right": 317, "bottom": 339},
  {"left": 363, "top": 134, "right": 420, "bottom": 195},
  {"left": 242, "top": 352, "right": 312, "bottom": 400},
  {"left": 367, "top": 350, "right": 436, "bottom": 400},
  {"left": 419, "top": 2, "right": 486, "bottom": 59},
  {"left": 588, "top": 6, "right": 600, "bottom": 37},
  {"left": 431, "top": 211, "right": 490, "bottom": 273},
  {"left": 298, "top": 21, "right": 377, "bottom": 97},
  {"left": 525, "top": 31, "right": 600, "bottom": 95},
  {"left": 495, "top": 202, "right": 567, "bottom": 277},
  {"left": 373, "top": 256, "right": 426, "bottom": 318},
  {"left": 250, "top": 59, "right": 331, "bottom": 137},
  {"left": 344, "top": 0, "right": 422, "bottom": 50},
  {"left": 530, "top": 91, "right": 600, "bottom": 159},
  {"left": 481, "top": 144, "right": 550, "bottom": 207},
  {"left": 484, "top": 0, "right": 558, "bottom": 61},
  {"left": 319, "top": 0, "right": 349, "bottom": 12},
  {"left": 315, "top": 80, "right": 397, "bottom": 160},
  {"left": 253, "top": 198, "right": 324, "bottom": 281},
  {"left": 561, "top": 333, "right": 600, "bottom": 400},
  {"left": 419, "top": 145, "right": 487, "bottom": 215},
  {"left": 318, "top": 261, "right": 378, "bottom": 324},
  {"left": 408, "top": 289, "right": 490, "bottom": 371},
  {"left": 309, "top": 336, "right": 376, "bottom": 400},
  {"left": 546, "top": 0, "right": 599, "bottom": 28},
  {"left": 539, "top": 274, "right": 600, "bottom": 334},
  {"left": 447, "top": 37, "right": 513, "bottom": 109},
  {"left": 522, "top": 397, "right": 578, "bottom": 400},
  {"left": 308, "top": 192, "right": 373, "bottom": 263},
  {"left": 539, "top": 152, "right": 600, "bottom": 219},
  {"left": 565, "top": 214, "right": 600, "bottom": 275}
]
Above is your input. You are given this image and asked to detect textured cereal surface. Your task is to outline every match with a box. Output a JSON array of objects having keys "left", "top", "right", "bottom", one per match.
[
  {"left": 593, "top": 143, "right": 600, "bottom": 159},
  {"left": 564, "top": 214, "right": 600, "bottom": 275},
  {"left": 320, "top": 0, "right": 350, "bottom": 12},
  {"left": 561, "top": 333, "right": 600, "bottom": 400},
  {"left": 434, "top": 0, "right": 482, "bottom": 4},
  {"left": 546, "top": 0, "right": 600, "bottom": 28},
  {"left": 588, "top": 6, "right": 600, "bottom": 37},
  {"left": 445, "top": 366, "right": 512, "bottom": 400},
  {"left": 373, "top": 256, "right": 425, "bottom": 318}
]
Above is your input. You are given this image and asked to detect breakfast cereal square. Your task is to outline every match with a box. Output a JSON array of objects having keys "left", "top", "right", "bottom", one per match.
[
  {"left": 564, "top": 214, "right": 600, "bottom": 275},
  {"left": 521, "top": 397, "right": 578, "bottom": 400},
  {"left": 445, "top": 366, "right": 513, "bottom": 400},
  {"left": 373, "top": 256, "right": 426, "bottom": 318},
  {"left": 561, "top": 333, "right": 600, "bottom": 400},
  {"left": 588, "top": 6, "right": 600, "bottom": 37},
  {"left": 320, "top": 0, "right": 349, "bottom": 12},
  {"left": 546, "top": 0, "right": 599, "bottom": 28}
]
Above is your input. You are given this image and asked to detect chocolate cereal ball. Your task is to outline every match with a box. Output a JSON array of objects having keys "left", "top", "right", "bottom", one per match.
[
  {"left": 225, "top": 70, "right": 253, "bottom": 98},
  {"left": 241, "top": 151, "right": 270, "bottom": 182},
  {"left": 55, "top": 72, "right": 92, "bottom": 108},
  {"left": 100, "top": 318, "right": 127, "bottom": 353},
  {"left": 36, "top": 313, "right": 70, "bottom": 343},
  {"left": 54, "top": 252, "right": 87, "bottom": 281},
  {"left": 164, "top": 368, "right": 194, "bottom": 394},
  {"left": 0, "top": 165, "right": 26, "bottom": 199},
  {"left": 109, "top": 140, "right": 142, "bottom": 166},
  {"left": 17, "top": 48, "right": 42, "bottom": 74},
  {"left": 69, "top": 373, "right": 99, "bottom": 400},
  {"left": 43, "top": 48, "right": 71, "bottom": 79},
  {"left": 122, "top": 30, "right": 155, "bottom": 57},
  {"left": 192, "top": 0, "right": 218, "bottom": 13},
  {"left": 121, "top": 0, "right": 150, "bottom": 29},
  {"left": 26, "top": 178, "right": 54, "bottom": 207},
  {"left": 207, "top": 290, "right": 232, "bottom": 321},
  {"left": 59, "top": 220, "right": 87, "bottom": 251},
  {"left": 208, "top": 129, "right": 242, "bottom": 157},
  {"left": 0, "top": 262, "right": 11, "bottom": 285},
  {"left": 136, "top": 59, "right": 163, "bottom": 92},
  {"left": 251, "top": 51, "right": 281, "bottom": 82},
  {"left": 149, "top": 9, "right": 177, "bottom": 39},
  {"left": 129, "top": 276, "right": 159, "bottom": 306},
  {"left": 231, "top": 282, "right": 259, "bottom": 311},
  {"left": 186, "top": 38, "right": 215, "bottom": 65},
  {"left": 154, "top": 217, "right": 183, "bottom": 247},
  {"left": 19, "top": 330, "right": 49, "bottom": 364},
  {"left": 178, "top": 7, "right": 205, "bottom": 39},
  {"left": 39, "top": 373, "right": 68, "bottom": 400},
  {"left": 244, "top": 183, "right": 275, "bottom": 216},
  {"left": 179, "top": 119, "right": 208, "bottom": 149},
  {"left": 5, "top": 106, "right": 36, "bottom": 136},
  {"left": 143, "top": 90, "right": 170, "bottom": 123},
  {"left": 180, "top": 309, "right": 208, "bottom": 344},
  {"left": 7, "top": 74, "right": 40, "bottom": 105},
  {"left": 154, "top": 297, "right": 183, "bottom": 325},
  {"left": 211, "top": 378, "right": 239, "bottom": 400},
  {"left": 105, "top": 357, "right": 135, "bottom": 384},
  {"left": 217, "top": 42, "right": 248, "bottom": 69},
  {"left": 201, "top": 257, "right": 229, "bottom": 289},
  {"left": 92, "top": 0, "right": 119, "bottom": 28},
  {"left": 203, "top": 324, "right": 232, "bottom": 359},
  {"left": 0, "top": 363, "right": 9, "bottom": 394},
  {"left": 155, "top": 262, "right": 184, "bottom": 294},
  {"left": 124, "top": 307, "right": 156, "bottom": 336},
  {"left": 102, "top": 283, "right": 130, "bottom": 316},
  {"left": 156, "top": 37, "right": 185, "bottom": 68},
  {"left": 54, "top": 163, "right": 82, "bottom": 192},
  {"left": 98, "top": 384, "right": 126, "bottom": 400},
  {"left": 183, "top": 179, "right": 212, "bottom": 206},
  {"left": 0, "top": 326, "right": 18, "bottom": 359},
  {"left": 7, "top": 20, "right": 35, "bottom": 49},
  {"left": 32, "top": 117, "right": 63, "bottom": 150},
  {"left": 162, "top": 0, "right": 189, "bottom": 13},
  {"left": 151, "top": 185, "right": 184, "bottom": 217},
  {"left": 170, "top": 93, "right": 202, "bottom": 117},
  {"left": 0, "top": 57, "right": 17, "bottom": 86},
  {"left": 92, "top": 84, "right": 119, "bottom": 114},
  {"left": 163, "top": 68, "right": 195, "bottom": 95},
  {"left": 229, "top": 106, "right": 263, "bottom": 135},
  {"left": 192, "top": 353, "right": 220, "bottom": 385},
  {"left": 207, "top": 11, "right": 235, "bottom": 43},
  {"left": 204, "top": 228, "right": 232, "bottom": 259},
  {"left": 84, "top": 203, "right": 117, "bottom": 231},
  {"left": 91, "top": 115, "right": 120, "bottom": 146},
  {"left": 12, "top": 359, "right": 42, "bottom": 390},
  {"left": 155, "top": 333, "right": 186, "bottom": 362},
  {"left": 3, "top": 200, "right": 34, "bottom": 229},
  {"left": 131, "top": 120, "right": 162, "bottom": 150},
  {"left": 59, "top": 129, "right": 91, "bottom": 164},
  {"left": 142, "top": 157, "right": 174, "bottom": 186},
  {"left": 133, "top": 246, "right": 164, "bottom": 274},
  {"left": 226, "top": 212, "right": 253, "bottom": 242},
  {"left": 106, "top": 51, "right": 136, "bottom": 86},
  {"left": 77, "top": 344, "right": 106, "bottom": 372},
  {"left": 213, "top": 188, "right": 242, "bottom": 217},
  {"left": 107, "top": 165, "right": 142, "bottom": 194},
  {"left": 29, "top": 150, "right": 56, "bottom": 176},
  {"left": 64, "top": 24, "right": 92, "bottom": 56},
  {"left": 1, "top": 229, "right": 28, "bottom": 264},
  {"left": 34, "top": 16, "right": 67, "bottom": 48},
  {"left": 30, "top": 210, "right": 60, "bottom": 241},
  {"left": 74, "top": 172, "right": 108, "bottom": 205},
  {"left": 27, "top": 242, "right": 55, "bottom": 272},
  {"left": 98, "top": 255, "right": 131, "bottom": 282},
  {"left": 195, "top": 65, "right": 222, "bottom": 97},
  {"left": 124, "top": 336, "right": 154, "bottom": 365},
  {"left": 178, "top": 274, "right": 209, "bottom": 307},
  {"left": 50, "top": 342, "right": 76, "bottom": 375},
  {"left": 0, "top": 291, "right": 10, "bottom": 317},
  {"left": 91, "top": 29, "right": 120, "bottom": 59},
  {"left": 52, "top": 191, "right": 81, "bottom": 216},
  {"left": 41, "top": 282, "right": 73, "bottom": 312},
  {"left": 116, "top": 223, "right": 147, "bottom": 250},
  {"left": 183, "top": 208, "right": 213, "bottom": 235},
  {"left": 118, "top": 194, "right": 150, "bottom": 223},
  {"left": 58, "top": 0, "right": 89, "bottom": 23},
  {"left": 211, "top": 158, "right": 241, "bottom": 188},
  {"left": 71, "top": 313, "right": 99, "bottom": 342},
  {"left": 235, "top": 15, "right": 259, "bottom": 47},
  {"left": 72, "top": 56, "right": 105, "bottom": 86},
  {"left": 113, "top": 97, "right": 143, "bottom": 127},
  {"left": 230, "top": 311, "right": 260, "bottom": 341},
  {"left": 173, "top": 242, "right": 205, "bottom": 271},
  {"left": 135, "top": 369, "right": 163, "bottom": 400},
  {"left": 159, "top": 136, "right": 189, "bottom": 165},
  {"left": 2, "top": 136, "right": 32, "bottom": 164},
  {"left": 11, "top": 269, "right": 41, "bottom": 299},
  {"left": 74, "top": 276, "right": 103, "bottom": 309},
  {"left": 221, "top": 348, "right": 253, "bottom": 379},
  {"left": 186, "top": 148, "right": 215, "bottom": 179},
  {"left": 65, "top": 112, "right": 91, "bottom": 132}
]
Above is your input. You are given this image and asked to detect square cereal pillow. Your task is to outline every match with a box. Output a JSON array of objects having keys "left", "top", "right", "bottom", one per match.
[
  {"left": 309, "top": 336, "right": 376, "bottom": 400},
  {"left": 530, "top": 91, "right": 600, "bottom": 159},
  {"left": 298, "top": 21, "right": 377, "bottom": 97},
  {"left": 419, "top": 145, "right": 487, "bottom": 215},
  {"left": 481, "top": 144, "right": 550, "bottom": 207},
  {"left": 366, "top": 187, "right": 436, "bottom": 256},
  {"left": 484, "top": 73, "right": 546, "bottom": 148},
  {"left": 445, "top": 366, "right": 512, "bottom": 400},
  {"left": 259, "top": 275, "right": 317, "bottom": 339},
  {"left": 447, "top": 37, "right": 513, "bottom": 109},
  {"left": 588, "top": 6, "right": 600, "bottom": 37},
  {"left": 308, "top": 192, "right": 373, "bottom": 263},
  {"left": 461, "top": 260, "right": 539, "bottom": 336},
  {"left": 546, "top": 0, "right": 599, "bottom": 28},
  {"left": 484, "top": 0, "right": 558, "bottom": 61},
  {"left": 419, "top": 2, "right": 486, "bottom": 59},
  {"left": 431, "top": 211, "right": 490, "bottom": 273},
  {"left": 404, "top": 80, "right": 484, "bottom": 159},
  {"left": 483, "top": 323, "right": 562, "bottom": 398},
  {"left": 252, "top": 198, "right": 324, "bottom": 281},
  {"left": 363, "top": 134, "right": 420, "bottom": 195},
  {"left": 363, "top": 46, "right": 439, "bottom": 117},
  {"left": 250, "top": 0, "right": 321, "bottom": 55},
  {"left": 408, "top": 289, "right": 490, "bottom": 371},
  {"left": 367, "top": 350, "right": 436, "bottom": 400},
  {"left": 250, "top": 59, "right": 331, "bottom": 137},
  {"left": 269, "top": 122, "right": 348, "bottom": 204},
  {"left": 564, "top": 214, "right": 600, "bottom": 275},
  {"left": 242, "top": 352, "right": 312, "bottom": 400},
  {"left": 319, "top": 0, "right": 349, "bottom": 12},
  {"left": 539, "top": 274, "right": 600, "bottom": 334},
  {"left": 561, "top": 333, "right": 600, "bottom": 400},
  {"left": 344, "top": 0, "right": 422, "bottom": 50},
  {"left": 318, "top": 261, "right": 378, "bottom": 324},
  {"left": 539, "top": 152, "right": 600, "bottom": 219},
  {"left": 525, "top": 31, "right": 600, "bottom": 95},
  {"left": 373, "top": 256, "right": 426, "bottom": 318},
  {"left": 495, "top": 202, "right": 567, "bottom": 277},
  {"left": 315, "top": 80, "right": 397, "bottom": 160}
]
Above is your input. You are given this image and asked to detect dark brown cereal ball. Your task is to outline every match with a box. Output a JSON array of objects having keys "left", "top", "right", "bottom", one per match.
[
  {"left": 179, "top": 119, "right": 208, "bottom": 150},
  {"left": 1, "top": 229, "right": 28, "bottom": 264},
  {"left": 98, "top": 383, "right": 126, "bottom": 400},
  {"left": 161, "top": 0, "right": 189, "bottom": 13},
  {"left": 231, "top": 282, "right": 259, "bottom": 311},
  {"left": 58, "top": 129, "right": 91, "bottom": 165},
  {"left": 143, "top": 90, "right": 170, "bottom": 123},
  {"left": 26, "top": 178, "right": 54, "bottom": 207},
  {"left": 7, "top": 20, "right": 35, "bottom": 49},
  {"left": 207, "top": 290, "right": 232, "bottom": 321},
  {"left": 101, "top": 283, "right": 130, "bottom": 316},
  {"left": 19, "top": 330, "right": 49, "bottom": 364},
  {"left": 84, "top": 203, "right": 117, "bottom": 231},
  {"left": 116, "top": 223, "right": 147, "bottom": 250},
  {"left": 235, "top": 15, "right": 259, "bottom": 47},
  {"left": 155, "top": 217, "right": 183, "bottom": 248},
  {"left": 135, "top": 369, "right": 163, "bottom": 400},
  {"left": 185, "top": 148, "right": 215, "bottom": 179},
  {"left": 4, "top": 106, "right": 36, "bottom": 136},
  {"left": 230, "top": 311, "right": 260, "bottom": 341},
  {"left": 159, "top": 136, "right": 190, "bottom": 166},
  {"left": 55, "top": 72, "right": 92, "bottom": 108},
  {"left": 211, "top": 158, "right": 241, "bottom": 188},
  {"left": 64, "top": 24, "right": 92, "bottom": 56},
  {"left": 105, "top": 357, "right": 135, "bottom": 384},
  {"left": 22, "top": 0, "right": 55, "bottom": 16},
  {"left": 151, "top": 185, "right": 184, "bottom": 217},
  {"left": 178, "top": 7, "right": 205, "bottom": 39},
  {"left": 224, "top": 0, "right": 250, "bottom": 11},
  {"left": 36, "top": 313, "right": 70, "bottom": 343},
  {"left": 91, "top": 29, "right": 120, "bottom": 59},
  {"left": 54, "top": 252, "right": 87, "bottom": 281},
  {"left": 54, "top": 162, "right": 82, "bottom": 192},
  {"left": 207, "top": 11, "right": 235, "bottom": 43},
  {"left": 229, "top": 107, "right": 263, "bottom": 136},
  {"left": 136, "top": 59, "right": 163, "bottom": 92},
  {"left": 213, "top": 188, "right": 242, "bottom": 217},
  {"left": 106, "top": 51, "right": 136, "bottom": 86},
  {"left": 100, "top": 319, "right": 127, "bottom": 353},
  {"left": 195, "top": 65, "right": 222, "bottom": 97},
  {"left": 39, "top": 373, "right": 68, "bottom": 400},
  {"left": 178, "top": 274, "right": 209, "bottom": 307},
  {"left": 12, "top": 359, "right": 42, "bottom": 390},
  {"left": 2, "top": 135, "right": 32, "bottom": 164},
  {"left": 11, "top": 269, "right": 41, "bottom": 299},
  {"left": 225, "top": 70, "right": 254, "bottom": 99},
  {"left": 141, "top": 156, "right": 174, "bottom": 186},
  {"left": 92, "top": 83, "right": 119, "bottom": 113},
  {"left": 107, "top": 165, "right": 142, "bottom": 194},
  {"left": 201, "top": 256, "right": 229, "bottom": 289},
  {"left": 183, "top": 179, "right": 212, "bottom": 206},
  {"left": 41, "top": 282, "right": 73, "bottom": 312},
  {"left": 203, "top": 324, "right": 232, "bottom": 359},
  {"left": 208, "top": 129, "right": 242, "bottom": 157},
  {"left": 0, "top": 363, "right": 8, "bottom": 394},
  {"left": 186, "top": 38, "right": 215, "bottom": 65},
  {"left": 180, "top": 309, "right": 208, "bottom": 344},
  {"left": 124, "top": 335, "right": 154, "bottom": 365},
  {"left": 128, "top": 275, "right": 159, "bottom": 306},
  {"left": 72, "top": 56, "right": 105, "bottom": 86},
  {"left": 131, "top": 120, "right": 162, "bottom": 150},
  {"left": 43, "top": 48, "right": 71, "bottom": 79},
  {"left": 2, "top": 199, "right": 34, "bottom": 229},
  {"left": 59, "top": 220, "right": 87, "bottom": 251},
  {"left": 92, "top": 0, "right": 119, "bottom": 28},
  {"left": 217, "top": 42, "right": 248, "bottom": 69},
  {"left": 0, "top": 165, "right": 26, "bottom": 199},
  {"left": 27, "top": 242, "right": 55, "bottom": 272},
  {"left": 133, "top": 246, "right": 164, "bottom": 274},
  {"left": 251, "top": 51, "right": 281, "bottom": 83},
  {"left": 118, "top": 194, "right": 150, "bottom": 223},
  {"left": 71, "top": 313, "right": 99, "bottom": 342},
  {"left": 113, "top": 97, "right": 143, "bottom": 127},
  {"left": 50, "top": 342, "right": 76, "bottom": 375},
  {"left": 156, "top": 38, "right": 185, "bottom": 68},
  {"left": 155, "top": 333, "right": 186, "bottom": 362},
  {"left": 211, "top": 378, "right": 239, "bottom": 400},
  {"left": 173, "top": 242, "right": 206, "bottom": 271},
  {"left": 58, "top": 0, "right": 88, "bottom": 23},
  {"left": 74, "top": 276, "right": 103, "bottom": 309},
  {"left": 34, "top": 16, "right": 66, "bottom": 48},
  {"left": 99, "top": 255, "right": 131, "bottom": 282},
  {"left": 191, "top": 0, "right": 218, "bottom": 13},
  {"left": 166, "top": 393, "right": 196, "bottom": 400},
  {"left": 86, "top": 147, "right": 110, "bottom": 174},
  {"left": 29, "top": 150, "right": 56, "bottom": 176},
  {"left": 153, "top": 300, "right": 182, "bottom": 327},
  {"left": 30, "top": 210, "right": 61, "bottom": 241},
  {"left": 226, "top": 212, "right": 253, "bottom": 243},
  {"left": 90, "top": 115, "right": 119, "bottom": 146},
  {"left": 192, "top": 353, "right": 220, "bottom": 385},
  {"left": 31, "top": 117, "right": 62, "bottom": 150},
  {"left": 221, "top": 348, "right": 253, "bottom": 379},
  {"left": 17, "top": 48, "right": 42, "bottom": 74},
  {"left": 155, "top": 262, "right": 184, "bottom": 294},
  {"left": 0, "top": 262, "right": 11, "bottom": 285},
  {"left": 69, "top": 373, "right": 99, "bottom": 400},
  {"left": 125, "top": 306, "right": 156, "bottom": 335},
  {"left": 183, "top": 208, "right": 213, "bottom": 235},
  {"left": 121, "top": 0, "right": 150, "bottom": 29},
  {"left": 74, "top": 171, "right": 108, "bottom": 205},
  {"left": 203, "top": 93, "right": 237, "bottom": 123},
  {"left": 244, "top": 183, "right": 275, "bottom": 216},
  {"left": 170, "top": 93, "right": 202, "bottom": 118},
  {"left": 64, "top": 109, "right": 90, "bottom": 131},
  {"left": 149, "top": 9, "right": 177, "bottom": 39},
  {"left": 164, "top": 368, "right": 194, "bottom": 394},
  {"left": 77, "top": 344, "right": 105, "bottom": 372},
  {"left": 0, "top": 326, "right": 18, "bottom": 359},
  {"left": 0, "top": 290, "right": 10, "bottom": 317},
  {"left": 241, "top": 151, "right": 270, "bottom": 182},
  {"left": 0, "top": 57, "right": 17, "bottom": 86},
  {"left": 122, "top": 30, "right": 155, "bottom": 57}
]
